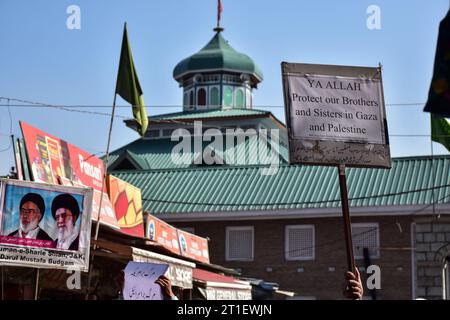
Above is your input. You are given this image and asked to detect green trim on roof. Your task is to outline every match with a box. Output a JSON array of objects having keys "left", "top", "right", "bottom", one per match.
[
  {"left": 149, "top": 108, "right": 270, "bottom": 121},
  {"left": 173, "top": 32, "right": 263, "bottom": 82},
  {"left": 124, "top": 149, "right": 149, "bottom": 169},
  {"left": 112, "top": 155, "right": 450, "bottom": 214}
]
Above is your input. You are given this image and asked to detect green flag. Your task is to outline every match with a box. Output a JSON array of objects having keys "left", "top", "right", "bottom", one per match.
[
  {"left": 424, "top": 10, "right": 450, "bottom": 118},
  {"left": 115, "top": 23, "right": 148, "bottom": 137},
  {"left": 431, "top": 114, "right": 450, "bottom": 152}
]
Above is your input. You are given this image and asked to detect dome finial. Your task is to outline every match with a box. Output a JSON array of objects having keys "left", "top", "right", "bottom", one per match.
[{"left": 214, "top": 0, "right": 224, "bottom": 33}]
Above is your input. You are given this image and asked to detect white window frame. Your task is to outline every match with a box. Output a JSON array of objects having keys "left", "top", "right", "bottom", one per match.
[
  {"left": 351, "top": 223, "right": 380, "bottom": 260},
  {"left": 246, "top": 88, "right": 252, "bottom": 108},
  {"left": 285, "top": 225, "right": 315, "bottom": 261},
  {"left": 225, "top": 226, "right": 254, "bottom": 261}
]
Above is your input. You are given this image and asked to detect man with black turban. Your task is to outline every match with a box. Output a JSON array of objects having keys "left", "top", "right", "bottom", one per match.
[
  {"left": 8, "top": 192, "right": 53, "bottom": 241},
  {"left": 51, "top": 193, "right": 81, "bottom": 251}
]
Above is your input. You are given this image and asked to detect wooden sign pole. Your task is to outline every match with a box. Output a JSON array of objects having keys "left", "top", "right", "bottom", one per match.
[{"left": 337, "top": 164, "right": 356, "bottom": 273}]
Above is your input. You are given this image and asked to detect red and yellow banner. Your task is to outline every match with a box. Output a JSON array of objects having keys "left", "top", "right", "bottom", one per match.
[{"left": 106, "top": 175, "right": 144, "bottom": 238}]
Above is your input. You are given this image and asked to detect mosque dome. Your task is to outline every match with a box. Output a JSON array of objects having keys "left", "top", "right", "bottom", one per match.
[{"left": 173, "top": 31, "right": 263, "bottom": 87}]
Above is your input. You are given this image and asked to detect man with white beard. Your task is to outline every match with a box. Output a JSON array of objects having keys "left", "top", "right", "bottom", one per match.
[
  {"left": 8, "top": 193, "right": 53, "bottom": 241},
  {"left": 51, "top": 193, "right": 81, "bottom": 251}
]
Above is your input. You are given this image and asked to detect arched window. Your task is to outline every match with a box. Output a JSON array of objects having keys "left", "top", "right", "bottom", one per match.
[
  {"left": 236, "top": 89, "right": 244, "bottom": 107},
  {"left": 197, "top": 88, "right": 206, "bottom": 106},
  {"left": 189, "top": 90, "right": 194, "bottom": 107},
  {"left": 224, "top": 86, "right": 233, "bottom": 107},
  {"left": 210, "top": 87, "right": 219, "bottom": 106}
]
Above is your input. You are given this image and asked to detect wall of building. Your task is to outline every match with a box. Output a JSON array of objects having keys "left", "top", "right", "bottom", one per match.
[
  {"left": 414, "top": 217, "right": 450, "bottom": 300},
  {"left": 172, "top": 215, "right": 413, "bottom": 300}
]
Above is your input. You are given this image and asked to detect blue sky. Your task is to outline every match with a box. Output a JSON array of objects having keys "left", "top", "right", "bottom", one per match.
[{"left": 0, "top": 0, "right": 448, "bottom": 175}]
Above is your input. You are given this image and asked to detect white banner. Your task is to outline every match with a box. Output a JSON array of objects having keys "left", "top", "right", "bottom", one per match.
[
  {"left": 282, "top": 62, "right": 391, "bottom": 168},
  {"left": 288, "top": 74, "right": 385, "bottom": 144}
]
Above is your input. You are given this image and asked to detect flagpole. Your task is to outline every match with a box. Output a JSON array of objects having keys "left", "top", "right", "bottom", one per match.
[
  {"left": 94, "top": 93, "right": 117, "bottom": 242},
  {"left": 214, "top": 0, "right": 224, "bottom": 33},
  {"left": 85, "top": 94, "right": 117, "bottom": 300}
]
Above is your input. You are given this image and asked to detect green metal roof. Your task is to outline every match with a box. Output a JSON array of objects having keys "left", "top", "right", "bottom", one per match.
[
  {"left": 148, "top": 108, "right": 270, "bottom": 122},
  {"left": 173, "top": 32, "right": 263, "bottom": 83},
  {"left": 111, "top": 155, "right": 450, "bottom": 214},
  {"left": 108, "top": 135, "right": 289, "bottom": 170}
]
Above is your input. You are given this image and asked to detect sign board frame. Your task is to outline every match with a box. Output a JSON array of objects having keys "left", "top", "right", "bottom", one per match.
[{"left": 0, "top": 179, "right": 93, "bottom": 272}]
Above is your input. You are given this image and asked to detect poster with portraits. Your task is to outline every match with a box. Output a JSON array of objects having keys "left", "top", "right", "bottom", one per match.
[{"left": 0, "top": 179, "right": 93, "bottom": 271}]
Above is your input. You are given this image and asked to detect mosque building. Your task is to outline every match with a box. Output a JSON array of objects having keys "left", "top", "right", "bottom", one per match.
[{"left": 108, "top": 18, "right": 450, "bottom": 300}]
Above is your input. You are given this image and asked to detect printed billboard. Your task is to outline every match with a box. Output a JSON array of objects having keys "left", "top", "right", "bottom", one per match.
[
  {"left": 145, "top": 212, "right": 180, "bottom": 255},
  {"left": 20, "top": 121, "right": 119, "bottom": 229},
  {"left": 0, "top": 179, "right": 93, "bottom": 271},
  {"left": 177, "top": 229, "right": 210, "bottom": 264}
]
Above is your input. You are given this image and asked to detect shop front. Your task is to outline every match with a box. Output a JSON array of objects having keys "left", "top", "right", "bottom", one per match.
[{"left": 193, "top": 268, "right": 252, "bottom": 300}]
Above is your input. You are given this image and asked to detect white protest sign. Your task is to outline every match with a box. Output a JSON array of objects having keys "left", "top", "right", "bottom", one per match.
[
  {"left": 282, "top": 62, "right": 391, "bottom": 168},
  {"left": 288, "top": 74, "right": 384, "bottom": 144},
  {"left": 123, "top": 261, "right": 169, "bottom": 300}
]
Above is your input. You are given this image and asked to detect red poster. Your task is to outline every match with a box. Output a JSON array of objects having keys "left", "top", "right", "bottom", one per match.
[
  {"left": 20, "top": 121, "right": 119, "bottom": 229},
  {"left": 146, "top": 213, "right": 181, "bottom": 255},
  {"left": 20, "top": 121, "right": 105, "bottom": 192},
  {"left": 177, "top": 229, "right": 210, "bottom": 264}
]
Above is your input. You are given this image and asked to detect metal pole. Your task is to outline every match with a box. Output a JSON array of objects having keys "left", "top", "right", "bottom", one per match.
[
  {"left": 34, "top": 268, "right": 40, "bottom": 300},
  {"left": 94, "top": 93, "right": 117, "bottom": 242},
  {"left": 337, "top": 164, "right": 356, "bottom": 273},
  {"left": 85, "top": 94, "right": 117, "bottom": 300}
]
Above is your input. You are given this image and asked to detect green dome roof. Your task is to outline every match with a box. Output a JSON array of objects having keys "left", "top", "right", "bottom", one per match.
[{"left": 173, "top": 32, "right": 263, "bottom": 84}]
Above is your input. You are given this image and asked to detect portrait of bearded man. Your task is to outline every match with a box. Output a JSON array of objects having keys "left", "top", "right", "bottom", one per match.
[
  {"left": 8, "top": 192, "right": 53, "bottom": 241},
  {"left": 51, "top": 193, "right": 81, "bottom": 251}
]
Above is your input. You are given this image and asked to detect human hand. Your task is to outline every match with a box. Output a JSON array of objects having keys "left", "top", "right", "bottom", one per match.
[
  {"left": 155, "top": 275, "right": 175, "bottom": 299},
  {"left": 343, "top": 267, "right": 363, "bottom": 300}
]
